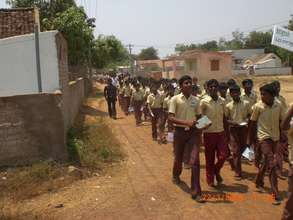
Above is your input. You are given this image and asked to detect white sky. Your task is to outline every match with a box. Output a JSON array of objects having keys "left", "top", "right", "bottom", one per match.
[{"left": 1, "top": 0, "right": 293, "bottom": 57}]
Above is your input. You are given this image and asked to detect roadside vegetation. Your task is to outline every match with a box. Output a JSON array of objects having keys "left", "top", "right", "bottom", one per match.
[{"left": 0, "top": 88, "right": 124, "bottom": 205}]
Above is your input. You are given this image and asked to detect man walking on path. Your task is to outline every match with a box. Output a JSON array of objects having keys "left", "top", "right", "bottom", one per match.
[
  {"left": 147, "top": 85, "right": 163, "bottom": 142},
  {"left": 248, "top": 83, "right": 285, "bottom": 205},
  {"left": 200, "top": 79, "right": 229, "bottom": 187},
  {"left": 225, "top": 84, "right": 251, "bottom": 180},
  {"left": 131, "top": 83, "right": 144, "bottom": 126},
  {"left": 168, "top": 75, "right": 205, "bottom": 203},
  {"left": 104, "top": 78, "right": 118, "bottom": 119}
]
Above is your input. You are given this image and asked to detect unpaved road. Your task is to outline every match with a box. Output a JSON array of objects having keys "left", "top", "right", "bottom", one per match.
[{"left": 3, "top": 82, "right": 291, "bottom": 220}]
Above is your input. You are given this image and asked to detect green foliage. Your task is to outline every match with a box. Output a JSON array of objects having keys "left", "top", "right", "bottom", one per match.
[
  {"left": 92, "top": 35, "right": 129, "bottom": 69},
  {"left": 6, "top": 0, "right": 76, "bottom": 30},
  {"left": 47, "top": 7, "right": 95, "bottom": 65},
  {"left": 245, "top": 31, "right": 272, "bottom": 49},
  {"left": 175, "top": 41, "right": 218, "bottom": 53},
  {"left": 138, "top": 47, "right": 159, "bottom": 60}
]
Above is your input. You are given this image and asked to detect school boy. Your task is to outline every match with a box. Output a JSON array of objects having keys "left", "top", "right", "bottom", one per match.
[
  {"left": 225, "top": 84, "right": 251, "bottom": 180},
  {"left": 241, "top": 79, "right": 257, "bottom": 110},
  {"left": 122, "top": 80, "right": 132, "bottom": 115},
  {"left": 160, "top": 84, "right": 175, "bottom": 144},
  {"left": 248, "top": 83, "right": 286, "bottom": 205},
  {"left": 200, "top": 79, "right": 229, "bottom": 187},
  {"left": 147, "top": 85, "right": 163, "bottom": 142},
  {"left": 131, "top": 83, "right": 145, "bottom": 126},
  {"left": 168, "top": 75, "right": 205, "bottom": 202}
]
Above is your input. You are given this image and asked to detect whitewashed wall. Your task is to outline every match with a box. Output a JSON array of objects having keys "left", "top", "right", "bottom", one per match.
[{"left": 0, "top": 31, "right": 59, "bottom": 96}]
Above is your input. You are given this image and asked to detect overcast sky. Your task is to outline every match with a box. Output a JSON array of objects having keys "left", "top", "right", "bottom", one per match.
[{"left": 1, "top": 0, "right": 293, "bottom": 57}]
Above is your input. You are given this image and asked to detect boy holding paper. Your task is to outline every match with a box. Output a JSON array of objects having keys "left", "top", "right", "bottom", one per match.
[
  {"left": 168, "top": 75, "right": 205, "bottom": 203},
  {"left": 225, "top": 84, "right": 251, "bottom": 180}
]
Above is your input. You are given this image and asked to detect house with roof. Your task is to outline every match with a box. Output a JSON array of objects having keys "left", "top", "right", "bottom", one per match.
[
  {"left": 242, "top": 53, "right": 291, "bottom": 75},
  {"left": 162, "top": 49, "right": 233, "bottom": 80},
  {"left": 243, "top": 53, "right": 281, "bottom": 69},
  {"left": 135, "top": 59, "right": 163, "bottom": 78},
  {"left": 225, "top": 49, "right": 265, "bottom": 70}
]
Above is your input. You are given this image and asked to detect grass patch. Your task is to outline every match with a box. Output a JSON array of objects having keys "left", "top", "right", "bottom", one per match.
[
  {"left": 0, "top": 160, "right": 83, "bottom": 200},
  {"left": 67, "top": 116, "right": 125, "bottom": 169}
]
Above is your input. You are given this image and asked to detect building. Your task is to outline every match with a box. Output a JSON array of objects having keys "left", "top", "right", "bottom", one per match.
[
  {"left": 242, "top": 53, "right": 291, "bottom": 75},
  {"left": 135, "top": 59, "right": 163, "bottom": 78},
  {"left": 0, "top": 7, "right": 40, "bottom": 39},
  {"left": 162, "top": 50, "right": 233, "bottom": 80},
  {"left": 226, "top": 49, "right": 265, "bottom": 70},
  {"left": 243, "top": 53, "right": 282, "bottom": 69}
]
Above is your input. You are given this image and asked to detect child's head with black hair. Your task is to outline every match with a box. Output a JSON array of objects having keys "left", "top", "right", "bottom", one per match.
[
  {"left": 260, "top": 83, "right": 276, "bottom": 106},
  {"left": 192, "top": 85, "right": 199, "bottom": 96},
  {"left": 227, "top": 78, "right": 236, "bottom": 87},
  {"left": 229, "top": 84, "right": 241, "bottom": 102},
  {"left": 179, "top": 75, "right": 192, "bottom": 87},
  {"left": 242, "top": 79, "right": 253, "bottom": 94},
  {"left": 207, "top": 79, "right": 219, "bottom": 97},
  {"left": 179, "top": 75, "right": 192, "bottom": 95},
  {"left": 271, "top": 80, "right": 281, "bottom": 96},
  {"left": 219, "top": 82, "right": 229, "bottom": 98}
]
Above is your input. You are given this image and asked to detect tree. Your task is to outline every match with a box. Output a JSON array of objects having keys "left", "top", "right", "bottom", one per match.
[
  {"left": 200, "top": 40, "right": 218, "bottom": 51},
  {"left": 6, "top": 0, "right": 76, "bottom": 30},
  {"left": 49, "top": 7, "right": 95, "bottom": 65},
  {"left": 92, "top": 35, "right": 129, "bottom": 69},
  {"left": 138, "top": 47, "right": 159, "bottom": 60},
  {"left": 244, "top": 31, "right": 272, "bottom": 50},
  {"left": 224, "top": 30, "right": 245, "bottom": 49}
]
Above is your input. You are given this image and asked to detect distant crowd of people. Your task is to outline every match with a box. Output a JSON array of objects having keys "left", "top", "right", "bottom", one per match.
[{"left": 103, "top": 73, "right": 293, "bottom": 219}]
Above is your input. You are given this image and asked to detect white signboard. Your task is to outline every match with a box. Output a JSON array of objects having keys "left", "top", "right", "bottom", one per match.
[{"left": 272, "top": 25, "right": 293, "bottom": 52}]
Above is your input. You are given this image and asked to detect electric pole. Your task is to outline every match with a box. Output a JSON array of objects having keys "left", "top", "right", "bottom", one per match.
[{"left": 127, "top": 44, "right": 134, "bottom": 75}]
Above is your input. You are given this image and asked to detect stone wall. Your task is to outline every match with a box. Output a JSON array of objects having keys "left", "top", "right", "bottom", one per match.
[
  {"left": 0, "top": 8, "right": 39, "bottom": 39},
  {"left": 0, "top": 94, "right": 66, "bottom": 166}
]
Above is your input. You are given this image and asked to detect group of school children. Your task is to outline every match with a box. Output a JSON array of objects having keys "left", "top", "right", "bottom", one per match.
[{"left": 104, "top": 74, "right": 293, "bottom": 219}]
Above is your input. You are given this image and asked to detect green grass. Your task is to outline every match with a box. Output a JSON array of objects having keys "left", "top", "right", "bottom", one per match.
[{"left": 67, "top": 116, "right": 124, "bottom": 169}]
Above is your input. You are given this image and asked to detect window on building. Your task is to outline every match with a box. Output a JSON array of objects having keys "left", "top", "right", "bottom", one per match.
[
  {"left": 185, "top": 60, "right": 197, "bottom": 72},
  {"left": 210, "top": 60, "right": 220, "bottom": 71}
]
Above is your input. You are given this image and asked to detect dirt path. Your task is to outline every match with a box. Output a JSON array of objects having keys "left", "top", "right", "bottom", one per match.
[{"left": 4, "top": 83, "right": 289, "bottom": 220}]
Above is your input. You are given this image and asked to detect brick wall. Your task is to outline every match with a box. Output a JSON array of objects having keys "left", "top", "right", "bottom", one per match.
[
  {"left": 0, "top": 7, "right": 40, "bottom": 39},
  {"left": 0, "top": 94, "right": 67, "bottom": 166}
]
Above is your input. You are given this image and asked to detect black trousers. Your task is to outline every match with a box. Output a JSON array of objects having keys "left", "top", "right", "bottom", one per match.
[{"left": 107, "top": 99, "right": 116, "bottom": 118}]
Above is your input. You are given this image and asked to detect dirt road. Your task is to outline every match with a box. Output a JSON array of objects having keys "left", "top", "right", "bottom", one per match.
[{"left": 4, "top": 83, "right": 290, "bottom": 220}]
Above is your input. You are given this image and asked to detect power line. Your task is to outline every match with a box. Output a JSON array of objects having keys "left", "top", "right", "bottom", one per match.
[{"left": 128, "top": 18, "right": 290, "bottom": 50}]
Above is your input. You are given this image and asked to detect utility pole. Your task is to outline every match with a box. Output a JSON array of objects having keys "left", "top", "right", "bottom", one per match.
[
  {"left": 34, "top": 24, "right": 42, "bottom": 92},
  {"left": 127, "top": 44, "right": 134, "bottom": 75}
]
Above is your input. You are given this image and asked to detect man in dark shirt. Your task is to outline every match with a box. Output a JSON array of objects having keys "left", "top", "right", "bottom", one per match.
[{"left": 104, "top": 78, "right": 118, "bottom": 119}]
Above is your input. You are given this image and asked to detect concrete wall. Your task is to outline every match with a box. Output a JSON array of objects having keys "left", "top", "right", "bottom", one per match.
[
  {"left": 233, "top": 67, "right": 292, "bottom": 75},
  {"left": 0, "top": 31, "right": 60, "bottom": 96},
  {"left": 255, "top": 58, "right": 282, "bottom": 69},
  {"left": 0, "top": 93, "right": 67, "bottom": 166},
  {"left": 0, "top": 30, "right": 90, "bottom": 166}
]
